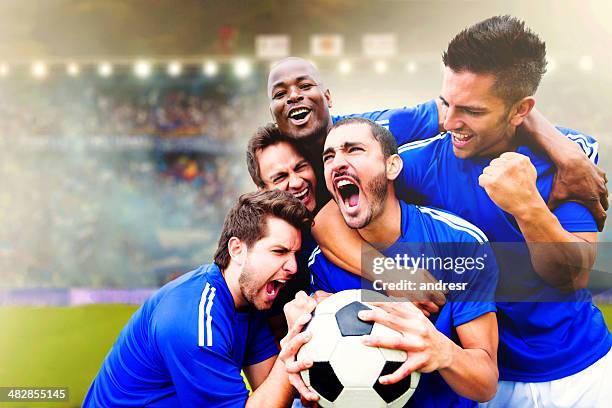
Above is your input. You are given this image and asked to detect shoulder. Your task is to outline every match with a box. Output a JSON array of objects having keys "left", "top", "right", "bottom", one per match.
[
  {"left": 153, "top": 264, "right": 233, "bottom": 351},
  {"left": 307, "top": 245, "right": 324, "bottom": 268},
  {"left": 398, "top": 132, "right": 450, "bottom": 156},
  {"left": 411, "top": 204, "right": 489, "bottom": 244},
  {"left": 556, "top": 126, "right": 599, "bottom": 163}
]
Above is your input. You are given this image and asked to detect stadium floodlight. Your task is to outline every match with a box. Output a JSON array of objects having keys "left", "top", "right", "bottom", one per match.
[
  {"left": 31, "top": 62, "right": 48, "bottom": 79},
  {"left": 374, "top": 60, "right": 387, "bottom": 74},
  {"left": 203, "top": 61, "right": 218, "bottom": 77},
  {"left": 405, "top": 61, "right": 418, "bottom": 74},
  {"left": 98, "top": 62, "right": 113, "bottom": 77},
  {"left": 67, "top": 62, "right": 80, "bottom": 77},
  {"left": 167, "top": 61, "right": 182, "bottom": 77},
  {"left": 338, "top": 60, "right": 352, "bottom": 74},
  {"left": 134, "top": 60, "right": 152, "bottom": 78},
  {"left": 0, "top": 63, "right": 9, "bottom": 77},
  {"left": 578, "top": 55, "right": 593, "bottom": 72},
  {"left": 234, "top": 59, "right": 252, "bottom": 78}
]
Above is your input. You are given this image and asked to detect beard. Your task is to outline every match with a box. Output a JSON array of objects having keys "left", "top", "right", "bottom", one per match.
[
  {"left": 350, "top": 169, "right": 388, "bottom": 230},
  {"left": 238, "top": 259, "right": 263, "bottom": 310}
]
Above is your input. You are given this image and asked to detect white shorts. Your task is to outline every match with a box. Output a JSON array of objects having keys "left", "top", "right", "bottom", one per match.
[{"left": 480, "top": 348, "right": 612, "bottom": 408}]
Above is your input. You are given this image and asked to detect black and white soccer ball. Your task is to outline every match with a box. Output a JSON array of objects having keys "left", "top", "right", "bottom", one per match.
[{"left": 298, "top": 289, "right": 420, "bottom": 407}]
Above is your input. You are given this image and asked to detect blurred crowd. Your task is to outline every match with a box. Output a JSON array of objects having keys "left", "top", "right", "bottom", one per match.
[{"left": 0, "top": 74, "right": 264, "bottom": 288}]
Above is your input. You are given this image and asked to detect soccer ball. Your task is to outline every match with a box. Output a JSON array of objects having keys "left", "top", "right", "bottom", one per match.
[{"left": 298, "top": 289, "right": 420, "bottom": 407}]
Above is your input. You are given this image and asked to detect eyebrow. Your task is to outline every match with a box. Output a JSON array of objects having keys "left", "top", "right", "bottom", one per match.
[
  {"left": 322, "top": 141, "right": 364, "bottom": 157},
  {"left": 439, "top": 95, "right": 488, "bottom": 112}
]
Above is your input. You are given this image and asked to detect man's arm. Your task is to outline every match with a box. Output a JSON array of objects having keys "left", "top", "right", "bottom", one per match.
[
  {"left": 359, "top": 303, "right": 498, "bottom": 403},
  {"left": 512, "top": 109, "right": 607, "bottom": 230},
  {"left": 312, "top": 201, "right": 446, "bottom": 313},
  {"left": 244, "top": 356, "right": 295, "bottom": 408},
  {"left": 479, "top": 152, "right": 597, "bottom": 290}
]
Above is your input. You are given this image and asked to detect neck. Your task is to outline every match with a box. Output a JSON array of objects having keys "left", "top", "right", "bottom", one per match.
[
  {"left": 481, "top": 126, "right": 521, "bottom": 158},
  {"left": 359, "top": 191, "right": 402, "bottom": 249},
  {"left": 222, "top": 263, "right": 247, "bottom": 310}
]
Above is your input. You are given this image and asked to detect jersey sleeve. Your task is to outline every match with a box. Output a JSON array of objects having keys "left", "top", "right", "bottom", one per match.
[
  {"left": 553, "top": 128, "right": 599, "bottom": 233},
  {"left": 387, "top": 99, "right": 440, "bottom": 145},
  {"left": 307, "top": 246, "right": 335, "bottom": 294},
  {"left": 244, "top": 313, "right": 279, "bottom": 366},
  {"left": 155, "top": 307, "right": 250, "bottom": 407},
  {"left": 448, "top": 240, "right": 498, "bottom": 327},
  {"left": 395, "top": 135, "right": 444, "bottom": 203},
  {"left": 553, "top": 202, "right": 598, "bottom": 233},
  {"left": 333, "top": 99, "right": 440, "bottom": 145}
]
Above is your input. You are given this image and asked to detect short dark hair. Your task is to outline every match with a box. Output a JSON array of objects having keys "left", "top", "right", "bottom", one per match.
[
  {"left": 329, "top": 117, "right": 397, "bottom": 158},
  {"left": 213, "top": 189, "right": 313, "bottom": 269},
  {"left": 442, "top": 15, "right": 547, "bottom": 104},
  {"left": 246, "top": 123, "right": 312, "bottom": 188}
]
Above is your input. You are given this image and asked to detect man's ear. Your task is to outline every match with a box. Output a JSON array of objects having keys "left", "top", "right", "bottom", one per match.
[
  {"left": 324, "top": 89, "right": 332, "bottom": 109},
  {"left": 228, "top": 237, "right": 246, "bottom": 265},
  {"left": 386, "top": 154, "right": 404, "bottom": 181},
  {"left": 509, "top": 97, "right": 535, "bottom": 127}
]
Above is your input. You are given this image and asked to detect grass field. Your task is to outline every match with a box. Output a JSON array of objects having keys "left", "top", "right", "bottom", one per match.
[{"left": 1, "top": 304, "right": 611, "bottom": 407}]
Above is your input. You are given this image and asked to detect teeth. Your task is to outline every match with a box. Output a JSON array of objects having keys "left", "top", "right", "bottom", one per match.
[
  {"left": 337, "top": 180, "right": 354, "bottom": 188},
  {"left": 277, "top": 280, "right": 287, "bottom": 284},
  {"left": 452, "top": 132, "right": 471, "bottom": 141},
  {"left": 290, "top": 108, "right": 309, "bottom": 118},
  {"left": 293, "top": 188, "right": 308, "bottom": 199}
]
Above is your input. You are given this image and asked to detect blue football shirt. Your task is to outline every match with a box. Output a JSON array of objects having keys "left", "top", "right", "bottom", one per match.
[
  {"left": 309, "top": 200, "right": 498, "bottom": 408},
  {"left": 84, "top": 263, "right": 279, "bottom": 407},
  {"left": 390, "top": 102, "right": 611, "bottom": 382}
]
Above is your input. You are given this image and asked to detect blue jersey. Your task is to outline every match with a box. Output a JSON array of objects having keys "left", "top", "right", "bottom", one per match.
[
  {"left": 84, "top": 263, "right": 278, "bottom": 407},
  {"left": 390, "top": 102, "right": 611, "bottom": 382},
  {"left": 309, "top": 200, "right": 498, "bottom": 408}
]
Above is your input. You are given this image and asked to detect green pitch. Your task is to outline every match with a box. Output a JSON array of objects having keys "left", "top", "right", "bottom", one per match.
[{"left": 1, "top": 304, "right": 611, "bottom": 407}]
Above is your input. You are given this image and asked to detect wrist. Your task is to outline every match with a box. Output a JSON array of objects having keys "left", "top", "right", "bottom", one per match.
[
  {"left": 436, "top": 331, "right": 455, "bottom": 370},
  {"left": 512, "top": 195, "right": 549, "bottom": 223}
]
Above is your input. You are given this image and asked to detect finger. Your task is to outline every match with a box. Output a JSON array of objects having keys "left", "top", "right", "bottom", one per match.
[
  {"left": 280, "top": 330, "right": 312, "bottom": 361},
  {"left": 591, "top": 201, "right": 607, "bottom": 232},
  {"left": 357, "top": 309, "right": 408, "bottom": 333},
  {"left": 417, "top": 301, "right": 440, "bottom": 314},
  {"left": 478, "top": 173, "right": 493, "bottom": 188},
  {"left": 499, "top": 151, "right": 521, "bottom": 160},
  {"left": 379, "top": 355, "right": 428, "bottom": 385},
  {"left": 289, "top": 374, "right": 320, "bottom": 402},
  {"left": 299, "top": 388, "right": 320, "bottom": 404},
  {"left": 286, "top": 357, "right": 313, "bottom": 374},
  {"left": 313, "top": 290, "right": 332, "bottom": 304},
  {"left": 362, "top": 332, "right": 425, "bottom": 352},
  {"left": 369, "top": 301, "right": 423, "bottom": 316},
  {"left": 600, "top": 184, "right": 609, "bottom": 211},
  {"left": 412, "top": 302, "right": 430, "bottom": 317},
  {"left": 489, "top": 157, "right": 508, "bottom": 166}
]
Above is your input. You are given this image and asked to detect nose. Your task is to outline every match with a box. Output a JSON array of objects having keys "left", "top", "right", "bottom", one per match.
[
  {"left": 443, "top": 106, "right": 463, "bottom": 131},
  {"left": 284, "top": 254, "right": 298, "bottom": 275},
  {"left": 288, "top": 172, "right": 304, "bottom": 191},
  {"left": 287, "top": 86, "right": 303, "bottom": 104},
  {"left": 329, "top": 151, "right": 349, "bottom": 174}
]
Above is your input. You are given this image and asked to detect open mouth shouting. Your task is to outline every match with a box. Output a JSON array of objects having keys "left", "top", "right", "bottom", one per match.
[
  {"left": 288, "top": 107, "right": 312, "bottom": 126},
  {"left": 334, "top": 175, "right": 362, "bottom": 217},
  {"left": 264, "top": 278, "right": 287, "bottom": 301}
]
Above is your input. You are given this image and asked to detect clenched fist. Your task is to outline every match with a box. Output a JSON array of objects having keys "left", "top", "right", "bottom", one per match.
[{"left": 478, "top": 152, "right": 540, "bottom": 216}]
